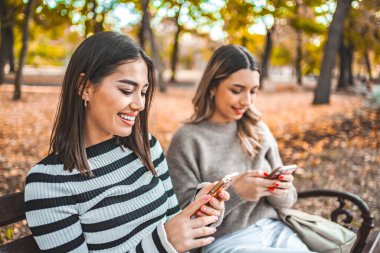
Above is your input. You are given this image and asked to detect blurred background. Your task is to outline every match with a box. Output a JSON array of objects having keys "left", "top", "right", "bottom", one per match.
[{"left": 0, "top": 0, "right": 379, "bottom": 245}]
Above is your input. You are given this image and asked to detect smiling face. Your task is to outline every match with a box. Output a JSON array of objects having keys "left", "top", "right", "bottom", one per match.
[
  {"left": 209, "top": 69, "right": 260, "bottom": 124},
  {"left": 83, "top": 59, "right": 149, "bottom": 146}
]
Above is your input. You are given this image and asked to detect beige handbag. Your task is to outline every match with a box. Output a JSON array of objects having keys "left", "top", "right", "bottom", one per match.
[{"left": 277, "top": 208, "right": 357, "bottom": 253}]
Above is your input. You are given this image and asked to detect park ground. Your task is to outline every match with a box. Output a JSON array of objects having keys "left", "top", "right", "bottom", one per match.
[{"left": 0, "top": 71, "right": 379, "bottom": 242}]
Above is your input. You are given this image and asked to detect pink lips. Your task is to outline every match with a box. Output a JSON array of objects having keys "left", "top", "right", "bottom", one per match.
[
  {"left": 232, "top": 107, "right": 246, "bottom": 115},
  {"left": 118, "top": 113, "right": 137, "bottom": 127},
  {"left": 119, "top": 117, "right": 134, "bottom": 126}
]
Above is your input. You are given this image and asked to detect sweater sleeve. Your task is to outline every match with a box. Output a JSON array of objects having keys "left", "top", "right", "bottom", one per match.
[
  {"left": 129, "top": 221, "right": 178, "bottom": 253},
  {"left": 151, "top": 136, "right": 181, "bottom": 221},
  {"left": 25, "top": 172, "right": 89, "bottom": 252},
  {"left": 166, "top": 129, "right": 202, "bottom": 210},
  {"left": 159, "top": 159, "right": 181, "bottom": 221},
  {"left": 261, "top": 122, "right": 297, "bottom": 208},
  {"left": 223, "top": 186, "right": 247, "bottom": 216}
]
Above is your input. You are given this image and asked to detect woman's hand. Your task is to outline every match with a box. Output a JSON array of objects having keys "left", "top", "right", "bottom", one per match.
[
  {"left": 194, "top": 182, "right": 230, "bottom": 217},
  {"left": 165, "top": 195, "right": 218, "bottom": 252},
  {"left": 232, "top": 170, "right": 294, "bottom": 201},
  {"left": 268, "top": 171, "right": 294, "bottom": 196}
]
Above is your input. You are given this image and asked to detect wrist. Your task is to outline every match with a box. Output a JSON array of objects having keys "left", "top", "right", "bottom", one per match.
[
  {"left": 231, "top": 181, "right": 242, "bottom": 196},
  {"left": 160, "top": 221, "right": 178, "bottom": 253}
]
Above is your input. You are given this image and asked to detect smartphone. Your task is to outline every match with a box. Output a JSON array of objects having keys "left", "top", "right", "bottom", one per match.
[
  {"left": 266, "top": 164, "right": 297, "bottom": 180},
  {"left": 208, "top": 172, "right": 239, "bottom": 197}
]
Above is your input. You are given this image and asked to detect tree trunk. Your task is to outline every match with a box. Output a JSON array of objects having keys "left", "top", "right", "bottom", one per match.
[
  {"left": 241, "top": 34, "right": 247, "bottom": 48},
  {"left": 260, "top": 26, "right": 274, "bottom": 87},
  {"left": 90, "top": 0, "right": 98, "bottom": 34},
  {"left": 94, "top": 18, "right": 103, "bottom": 33},
  {"left": 313, "top": 0, "right": 352, "bottom": 105},
  {"left": 8, "top": 27, "right": 15, "bottom": 73},
  {"left": 140, "top": 0, "right": 166, "bottom": 92},
  {"left": 93, "top": 3, "right": 104, "bottom": 34},
  {"left": 138, "top": 0, "right": 149, "bottom": 50},
  {"left": 337, "top": 35, "right": 350, "bottom": 90},
  {"left": 13, "top": 0, "right": 34, "bottom": 100},
  {"left": 0, "top": 27, "right": 10, "bottom": 83},
  {"left": 0, "top": 0, "right": 11, "bottom": 83},
  {"left": 84, "top": 0, "right": 90, "bottom": 36},
  {"left": 295, "top": 0, "right": 302, "bottom": 85},
  {"left": 295, "top": 29, "right": 303, "bottom": 85},
  {"left": 364, "top": 49, "right": 372, "bottom": 81},
  {"left": 83, "top": 0, "right": 98, "bottom": 37},
  {"left": 148, "top": 25, "right": 166, "bottom": 92},
  {"left": 347, "top": 44, "right": 354, "bottom": 85},
  {"left": 170, "top": 11, "right": 181, "bottom": 83}
]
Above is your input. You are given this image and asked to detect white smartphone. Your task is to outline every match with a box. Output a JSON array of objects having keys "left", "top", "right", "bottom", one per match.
[{"left": 207, "top": 172, "right": 239, "bottom": 197}]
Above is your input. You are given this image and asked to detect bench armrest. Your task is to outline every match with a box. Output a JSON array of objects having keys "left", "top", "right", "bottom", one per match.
[{"left": 298, "top": 189, "right": 375, "bottom": 253}]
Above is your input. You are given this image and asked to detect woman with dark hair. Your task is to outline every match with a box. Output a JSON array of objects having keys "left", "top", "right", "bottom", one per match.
[
  {"left": 24, "top": 31, "right": 228, "bottom": 253},
  {"left": 167, "top": 45, "right": 312, "bottom": 252}
]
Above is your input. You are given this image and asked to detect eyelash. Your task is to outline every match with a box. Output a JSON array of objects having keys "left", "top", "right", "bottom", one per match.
[
  {"left": 120, "top": 90, "right": 132, "bottom": 95},
  {"left": 120, "top": 90, "right": 147, "bottom": 96},
  {"left": 231, "top": 89, "right": 257, "bottom": 95}
]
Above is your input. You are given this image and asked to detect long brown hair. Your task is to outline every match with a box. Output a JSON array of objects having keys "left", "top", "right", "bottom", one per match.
[
  {"left": 190, "top": 44, "right": 262, "bottom": 158},
  {"left": 50, "top": 31, "right": 156, "bottom": 175}
]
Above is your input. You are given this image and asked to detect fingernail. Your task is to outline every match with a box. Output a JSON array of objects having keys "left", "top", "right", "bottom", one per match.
[
  {"left": 201, "top": 206, "right": 207, "bottom": 212},
  {"left": 220, "top": 192, "right": 224, "bottom": 197},
  {"left": 268, "top": 187, "right": 274, "bottom": 191},
  {"left": 210, "top": 237, "right": 215, "bottom": 243},
  {"left": 213, "top": 216, "right": 219, "bottom": 221},
  {"left": 197, "top": 211, "right": 203, "bottom": 216},
  {"left": 274, "top": 183, "right": 279, "bottom": 187},
  {"left": 279, "top": 175, "right": 284, "bottom": 180},
  {"left": 263, "top": 172, "right": 269, "bottom": 177},
  {"left": 203, "top": 195, "right": 211, "bottom": 201}
]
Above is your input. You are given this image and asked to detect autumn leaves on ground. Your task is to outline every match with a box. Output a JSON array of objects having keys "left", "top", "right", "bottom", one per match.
[{"left": 0, "top": 83, "right": 379, "bottom": 242}]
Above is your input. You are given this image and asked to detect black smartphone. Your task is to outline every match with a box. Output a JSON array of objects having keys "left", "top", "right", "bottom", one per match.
[{"left": 266, "top": 165, "right": 297, "bottom": 180}]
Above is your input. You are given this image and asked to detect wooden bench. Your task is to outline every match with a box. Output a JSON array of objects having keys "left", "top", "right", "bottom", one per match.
[
  {"left": 0, "top": 190, "right": 378, "bottom": 253},
  {"left": 0, "top": 192, "right": 39, "bottom": 253}
]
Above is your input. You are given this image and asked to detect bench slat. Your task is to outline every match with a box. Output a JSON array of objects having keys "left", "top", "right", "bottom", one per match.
[
  {"left": 0, "top": 192, "right": 26, "bottom": 227},
  {"left": 0, "top": 235, "right": 40, "bottom": 253}
]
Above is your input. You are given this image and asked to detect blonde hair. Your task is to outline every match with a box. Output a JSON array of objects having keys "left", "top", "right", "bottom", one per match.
[{"left": 190, "top": 44, "right": 262, "bottom": 158}]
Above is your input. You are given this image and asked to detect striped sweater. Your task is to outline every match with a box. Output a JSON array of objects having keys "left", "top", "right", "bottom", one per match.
[{"left": 25, "top": 136, "right": 181, "bottom": 253}]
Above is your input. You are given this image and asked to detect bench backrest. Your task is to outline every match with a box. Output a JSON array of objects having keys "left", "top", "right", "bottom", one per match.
[{"left": 0, "top": 192, "right": 40, "bottom": 253}]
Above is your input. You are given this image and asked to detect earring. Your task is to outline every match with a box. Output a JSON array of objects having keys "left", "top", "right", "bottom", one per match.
[{"left": 84, "top": 100, "right": 88, "bottom": 107}]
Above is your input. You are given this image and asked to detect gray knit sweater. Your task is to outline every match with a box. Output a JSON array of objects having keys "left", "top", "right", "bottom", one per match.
[{"left": 166, "top": 120, "right": 297, "bottom": 239}]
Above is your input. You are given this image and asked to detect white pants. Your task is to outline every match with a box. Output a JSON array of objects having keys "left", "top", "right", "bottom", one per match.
[{"left": 202, "top": 218, "right": 315, "bottom": 253}]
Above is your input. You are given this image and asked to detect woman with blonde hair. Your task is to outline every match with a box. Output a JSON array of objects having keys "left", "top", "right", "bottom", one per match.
[{"left": 167, "top": 45, "right": 312, "bottom": 252}]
